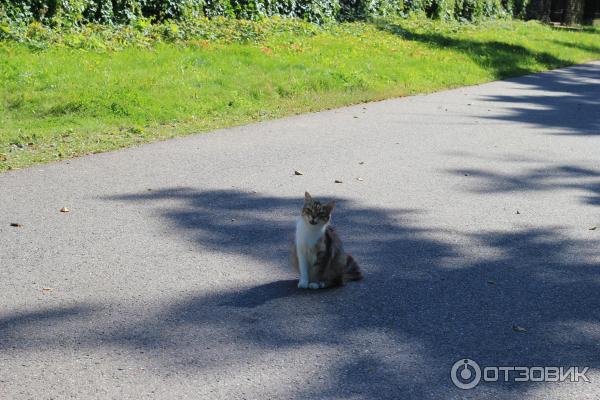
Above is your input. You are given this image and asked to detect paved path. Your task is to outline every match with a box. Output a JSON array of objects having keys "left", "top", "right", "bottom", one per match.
[{"left": 2, "top": 62, "right": 600, "bottom": 399}]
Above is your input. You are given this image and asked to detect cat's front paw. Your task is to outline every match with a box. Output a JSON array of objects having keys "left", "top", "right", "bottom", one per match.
[
  {"left": 297, "top": 280, "right": 309, "bottom": 289},
  {"left": 308, "top": 282, "right": 325, "bottom": 290}
]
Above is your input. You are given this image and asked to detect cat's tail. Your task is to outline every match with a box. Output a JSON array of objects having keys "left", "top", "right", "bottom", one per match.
[{"left": 344, "top": 255, "right": 363, "bottom": 281}]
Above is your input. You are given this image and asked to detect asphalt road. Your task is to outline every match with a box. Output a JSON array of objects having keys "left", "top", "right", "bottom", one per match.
[{"left": 1, "top": 61, "right": 600, "bottom": 399}]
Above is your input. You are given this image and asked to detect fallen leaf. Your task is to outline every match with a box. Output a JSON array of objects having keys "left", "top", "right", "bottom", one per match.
[
  {"left": 294, "top": 170, "right": 303, "bottom": 176},
  {"left": 356, "top": 177, "right": 364, "bottom": 181},
  {"left": 10, "top": 223, "right": 22, "bottom": 227},
  {"left": 334, "top": 179, "right": 343, "bottom": 183},
  {"left": 60, "top": 207, "right": 70, "bottom": 213},
  {"left": 512, "top": 325, "right": 527, "bottom": 333},
  {"left": 589, "top": 226, "right": 597, "bottom": 231}
]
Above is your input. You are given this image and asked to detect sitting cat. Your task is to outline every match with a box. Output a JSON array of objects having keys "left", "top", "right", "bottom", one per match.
[{"left": 292, "top": 192, "right": 362, "bottom": 289}]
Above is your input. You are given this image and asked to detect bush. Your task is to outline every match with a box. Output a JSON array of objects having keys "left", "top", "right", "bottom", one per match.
[
  {"left": 339, "top": 0, "right": 403, "bottom": 21},
  {"left": 429, "top": 0, "right": 455, "bottom": 19},
  {"left": 0, "top": 0, "right": 511, "bottom": 28},
  {"left": 454, "top": 0, "right": 504, "bottom": 19}
]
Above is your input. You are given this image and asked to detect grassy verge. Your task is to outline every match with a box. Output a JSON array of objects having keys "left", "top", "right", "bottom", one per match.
[{"left": 1, "top": 17, "right": 600, "bottom": 171}]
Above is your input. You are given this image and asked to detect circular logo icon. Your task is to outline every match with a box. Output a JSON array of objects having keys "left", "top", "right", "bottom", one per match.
[{"left": 451, "top": 358, "right": 481, "bottom": 389}]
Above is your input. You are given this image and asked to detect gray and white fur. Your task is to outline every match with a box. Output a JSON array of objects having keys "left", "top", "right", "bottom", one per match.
[{"left": 292, "top": 192, "right": 362, "bottom": 289}]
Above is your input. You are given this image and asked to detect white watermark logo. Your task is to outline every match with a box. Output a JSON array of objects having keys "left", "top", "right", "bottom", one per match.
[
  {"left": 451, "top": 359, "right": 482, "bottom": 389},
  {"left": 451, "top": 359, "right": 591, "bottom": 389}
]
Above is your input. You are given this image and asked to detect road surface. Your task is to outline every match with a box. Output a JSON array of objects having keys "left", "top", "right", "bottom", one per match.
[{"left": 1, "top": 61, "right": 600, "bottom": 399}]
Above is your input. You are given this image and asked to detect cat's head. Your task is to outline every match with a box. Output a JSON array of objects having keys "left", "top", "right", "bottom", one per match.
[{"left": 302, "top": 192, "right": 335, "bottom": 226}]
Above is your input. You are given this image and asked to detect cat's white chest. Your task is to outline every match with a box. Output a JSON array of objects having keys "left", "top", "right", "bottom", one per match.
[
  {"left": 295, "top": 218, "right": 325, "bottom": 265},
  {"left": 299, "top": 241, "right": 319, "bottom": 266}
]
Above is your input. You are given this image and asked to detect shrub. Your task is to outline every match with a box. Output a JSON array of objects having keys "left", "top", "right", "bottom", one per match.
[
  {"left": 0, "top": 0, "right": 511, "bottom": 28},
  {"left": 429, "top": 0, "right": 455, "bottom": 19},
  {"left": 454, "top": 0, "right": 504, "bottom": 20},
  {"left": 339, "top": 0, "right": 403, "bottom": 21}
]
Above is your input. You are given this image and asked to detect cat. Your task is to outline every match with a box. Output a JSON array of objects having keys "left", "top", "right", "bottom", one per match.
[{"left": 291, "top": 192, "right": 362, "bottom": 289}]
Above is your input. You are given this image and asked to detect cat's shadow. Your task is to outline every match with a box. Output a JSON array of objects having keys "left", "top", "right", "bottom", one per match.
[{"left": 219, "top": 279, "right": 341, "bottom": 308}]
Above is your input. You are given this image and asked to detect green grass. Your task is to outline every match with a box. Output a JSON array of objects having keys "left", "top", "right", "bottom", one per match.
[{"left": 1, "top": 17, "right": 600, "bottom": 171}]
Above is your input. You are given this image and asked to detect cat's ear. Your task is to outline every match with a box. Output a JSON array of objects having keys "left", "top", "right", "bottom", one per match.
[
  {"left": 304, "top": 191, "right": 313, "bottom": 204},
  {"left": 323, "top": 200, "right": 336, "bottom": 215}
]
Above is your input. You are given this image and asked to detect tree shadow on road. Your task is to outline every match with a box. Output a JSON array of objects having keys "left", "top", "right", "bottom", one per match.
[
  {"left": 449, "top": 162, "right": 600, "bottom": 207},
  {"left": 375, "top": 21, "right": 600, "bottom": 136},
  {"left": 2, "top": 189, "right": 600, "bottom": 398},
  {"left": 476, "top": 62, "right": 600, "bottom": 136}
]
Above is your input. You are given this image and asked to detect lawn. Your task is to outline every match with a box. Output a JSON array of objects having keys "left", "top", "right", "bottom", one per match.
[{"left": 1, "top": 17, "right": 600, "bottom": 171}]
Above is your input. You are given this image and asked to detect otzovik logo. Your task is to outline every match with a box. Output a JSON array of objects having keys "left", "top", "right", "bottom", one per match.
[
  {"left": 451, "top": 358, "right": 591, "bottom": 390},
  {"left": 451, "top": 359, "right": 481, "bottom": 389}
]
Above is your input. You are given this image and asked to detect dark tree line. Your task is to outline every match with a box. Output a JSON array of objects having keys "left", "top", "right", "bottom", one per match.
[{"left": 529, "top": 0, "right": 600, "bottom": 24}]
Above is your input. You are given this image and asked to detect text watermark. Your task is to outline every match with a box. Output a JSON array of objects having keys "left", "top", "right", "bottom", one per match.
[{"left": 451, "top": 359, "right": 591, "bottom": 389}]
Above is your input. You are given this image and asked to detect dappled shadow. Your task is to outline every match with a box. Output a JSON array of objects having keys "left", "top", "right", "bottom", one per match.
[
  {"left": 2, "top": 189, "right": 600, "bottom": 398},
  {"left": 450, "top": 162, "right": 600, "bottom": 206},
  {"left": 478, "top": 62, "right": 600, "bottom": 136},
  {"left": 375, "top": 21, "right": 600, "bottom": 136},
  {"left": 551, "top": 38, "right": 600, "bottom": 54},
  {"left": 374, "top": 20, "right": 570, "bottom": 79},
  {"left": 0, "top": 305, "right": 97, "bottom": 349},
  {"left": 218, "top": 279, "right": 301, "bottom": 308}
]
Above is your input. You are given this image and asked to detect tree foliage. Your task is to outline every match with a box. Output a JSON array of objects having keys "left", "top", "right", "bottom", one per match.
[{"left": 0, "top": 0, "right": 514, "bottom": 25}]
